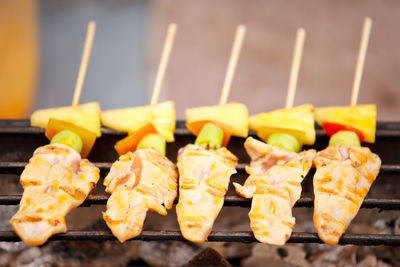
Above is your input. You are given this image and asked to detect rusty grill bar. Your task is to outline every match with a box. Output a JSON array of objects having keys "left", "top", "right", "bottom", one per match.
[
  {"left": 0, "top": 230, "right": 399, "bottom": 246},
  {"left": 1, "top": 162, "right": 400, "bottom": 174},
  {"left": 1, "top": 120, "right": 400, "bottom": 245},
  {"left": 0, "top": 195, "right": 400, "bottom": 210}
]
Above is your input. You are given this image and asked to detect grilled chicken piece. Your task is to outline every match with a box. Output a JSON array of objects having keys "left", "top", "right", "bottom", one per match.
[
  {"left": 313, "top": 145, "right": 381, "bottom": 245},
  {"left": 103, "top": 149, "right": 178, "bottom": 242},
  {"left": 10, "top": 144, "right": 99, "bottom": 246},
  {"left": 176, "top": 144, "right": 238, "bottom": 243},
  {"left": 233, "top": 137, "right": 315, "bottom": 245}
]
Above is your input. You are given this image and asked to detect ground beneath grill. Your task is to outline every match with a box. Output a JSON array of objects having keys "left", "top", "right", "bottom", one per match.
[{"left": 1, "top": 202, "right": 400, "bottom": 266}]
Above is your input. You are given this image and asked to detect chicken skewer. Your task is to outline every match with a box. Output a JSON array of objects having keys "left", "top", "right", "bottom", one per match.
[
  {"left": 234, "top": 28, "right": 316, "bottom": 245},
  {"left": 10, "top": 21, "right": 101, "bottom": 246},
  {"left": 101, "top": 24, "right": 178, "bottom": 242},
  {"left": 313, "top": 17, "right": 381, "bottom": 245},
  {"left": 177, "top": 25, "right": 248, "bottom": 243},
  {"left": 235, "top": 137, "right": 315, "bottom": 245}
]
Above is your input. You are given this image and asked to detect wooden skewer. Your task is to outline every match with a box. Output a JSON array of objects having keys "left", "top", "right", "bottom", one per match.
[
  {"left": 219, "top": 25, "right": 246, "bottom": 105},
  {"left": 350, "top": 17, "right": 372, "bottom": 106},
  {"left": 72, "top": 21, "right": 96, "bottom": 106},
  {"left": 150, "top": 23, "right": 178, "bottom": 105},
  {"left": 285, "top": 28, "right": 306, "bottom": 109}
]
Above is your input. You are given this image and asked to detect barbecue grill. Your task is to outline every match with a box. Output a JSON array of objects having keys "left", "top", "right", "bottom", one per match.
[{"left": 1, "top": 120, "right": 400, "bottom": 246}]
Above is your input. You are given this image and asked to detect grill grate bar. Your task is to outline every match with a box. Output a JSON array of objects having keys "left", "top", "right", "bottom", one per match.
[
  {"left": 0, "top": 162, "right": 399, "bottom": 175},
  {"left": 0, "top": 230, "right": 398, "bottom": 246},
  {"left": 1, "top": 195, "right": 399, "bottom": 210}
]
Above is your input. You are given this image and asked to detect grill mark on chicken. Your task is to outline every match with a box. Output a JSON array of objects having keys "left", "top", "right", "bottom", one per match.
[
  {"left": 48, "top": 219, "right": 61, "bottom": 226},
  {"left": 89, "top": 182, "right": 96, "bottom": 189},
  {"left": 25, "top": 215, "right": 42, "bottom": 222},
  {"left": 9, "top": 143, "right": 100, "bottom": 247},
  {"left": 103, "top": 214, "right": 121, "bottom": 225},
  {"left": 235, "top": 137, "right": 315, "bottom": 246},
  {"left": 313, "top": 145, "right": 381, "bottom": 245},
  {"left": 315, "top": 187, "right": 336, "bottom": 195},
  {"left": 206, "top": 187, "right": 224, "bottom": 198},
  {"left": 21, "top": 180, "right": 42, "bottom": 187},
  {"left": 59, "top": 185, "right": 86, "bottom": 201},
  {"left": 255, "top": 188, "right": 291, "bottom": 200}
]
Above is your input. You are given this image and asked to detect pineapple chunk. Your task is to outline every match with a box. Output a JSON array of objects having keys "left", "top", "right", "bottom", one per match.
[
  {"left": 249, "top": 104, "right": 315, "bottom": 145},
  {"left": 31, "top": 102, "right": 101, "bottom": 137},
  {"left": 314, "top": 104, "right": 376, "bottom": 143},
  {"left": 101, "top": 101, "right": 176, "bottom": 142},
  {"left": 186, "top": 102, "right": 249, "bottom": 138}
]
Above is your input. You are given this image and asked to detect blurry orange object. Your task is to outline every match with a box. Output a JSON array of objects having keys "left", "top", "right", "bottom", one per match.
[
  {"left": 45, "top": 118, "right": 97, "bottom": 158},
  {"left": 114, "top": 123, "right": 158, "bottom": 156},
  {"left": 0, "top": 0, "right": 37, "bottom": 118},
  {"left": 186, "top": 120, "right": 232, "bottom": 147}
]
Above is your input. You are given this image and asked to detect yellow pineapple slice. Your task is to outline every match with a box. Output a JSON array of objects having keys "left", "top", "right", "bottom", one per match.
[
  {"left": 186, "top": 102, "right": 249, "bottom": 138},
  {"left": 314, "top": 104, "right": 376, "bottom": 143},
  {"left": 101, "top": 101, "right": 175, "bottom": 142},
  {"left": 31, "top": 102, "right": 101, "bottom": 137},
  {"left": 249, "top": 104, "right": 315, "bottom": 145}
]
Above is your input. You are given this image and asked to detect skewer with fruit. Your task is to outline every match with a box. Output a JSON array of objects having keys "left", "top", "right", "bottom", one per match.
[
  {"left": 233, "top": 28, "right": 317, "bottom": 246},
  {"left": 10, "top": 22, "right": 101, "bottom": 246},
  {"left": 312, "top": 17, "right": 381, "bottom": 245},
  {"left": 100, "top": 24, "right": 178, "bottom": 242},
  {"left": 176, "top": 25, "right": 249, "bottom": 243}
]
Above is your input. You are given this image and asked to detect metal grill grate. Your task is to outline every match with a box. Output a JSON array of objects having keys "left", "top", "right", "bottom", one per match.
[{"left": 1, "top": 120, "right": 400, "bottom": 245}]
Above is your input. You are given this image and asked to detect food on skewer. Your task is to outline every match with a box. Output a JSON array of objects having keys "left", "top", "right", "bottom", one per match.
[
  {"left": 186, "top": 102, "right": 249, "bottom": 140},
  {"left": 314, "top": 104, "right": 376, "bottom": 144},
  {"left": 178, "top": 105, "right": 246, "bottom": 243},
  {"left": 101, "top": 101, "right": 176, "bottom": 143},
  {"left": 31, "top": 102, "right": 101, "bottom": 157},
  {"left": 101, "top": 104, "right": 178, "bottom": 242},
  {"left": 31, "top": 102, "right": 101, "bottom": 137},
  {"left": 177, "top": 25, "right": 247, "bottom": 243},
  {"left": 12, "top": 105, "right": 100, "bottom": 246},
  {"left": 250, "top": 104, "right": 315, "bottom": 150},
  {"left": 235, "top": 137, "right": 314, "bottom": 245},
  {"left": 10, "top": 143, "right": 99, "bottom": 246},
  {"left": 234, "top": 106, "right": 316, "bottom": 245},
  {"left": 234, "top": 28, "right": 316, "bottom": 245},
  {"left": 312, "top": 17, "right": 381, "bottom": 246},
  {"left": 9, "top": 21, "right": 100, "bottom": 246},
  {"left": 101, "top": 24, "right": 178, "bottom": 242},
  {"left": 103, "top": 146, "right": 177, "bottom": 242},
  {"left": 178, "top": 103, "right": 248, "bottom": 242},
  {"left": 313, "top": 104, "right": 381, "bottom": 245}
]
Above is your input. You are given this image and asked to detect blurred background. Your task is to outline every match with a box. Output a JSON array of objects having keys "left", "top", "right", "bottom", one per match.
[{"left": 0, "top": 0, "right": 399, "bottom": 120}]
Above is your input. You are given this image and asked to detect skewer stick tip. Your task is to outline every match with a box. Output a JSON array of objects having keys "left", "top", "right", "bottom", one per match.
[
  {"left": 150, "top": 23, "right": 178, "bottom": 105},
  {"left": 72, "top": 21, "right": 96, "bottom": 106},
  {"left": 238, "top": 24, "right": 246, "bottom": 33},
  {"left": 350, "top": 17, "right": 373, "bottom": 106},
  {"left": 219, "top": 25, "right": 247, "bottom": 105},
  {"left": 285, "top": 27, "right": 306, "bottom": 109}
]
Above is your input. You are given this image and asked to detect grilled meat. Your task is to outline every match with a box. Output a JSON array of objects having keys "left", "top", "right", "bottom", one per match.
[
  {"left": 233, "top": 137, "right": 315, "bottom": 245},
  {"left": 103, "top": 149, "right": 178, "bottom": 242},
  {"left": 176, "top": 144, "right": 237, "bottom": 243},
  {"left": 10, "top": 143, "right": 99, "bottom": 246},
  {"left": 313, "top": 145, "right": 381, "bottom": 245}
]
